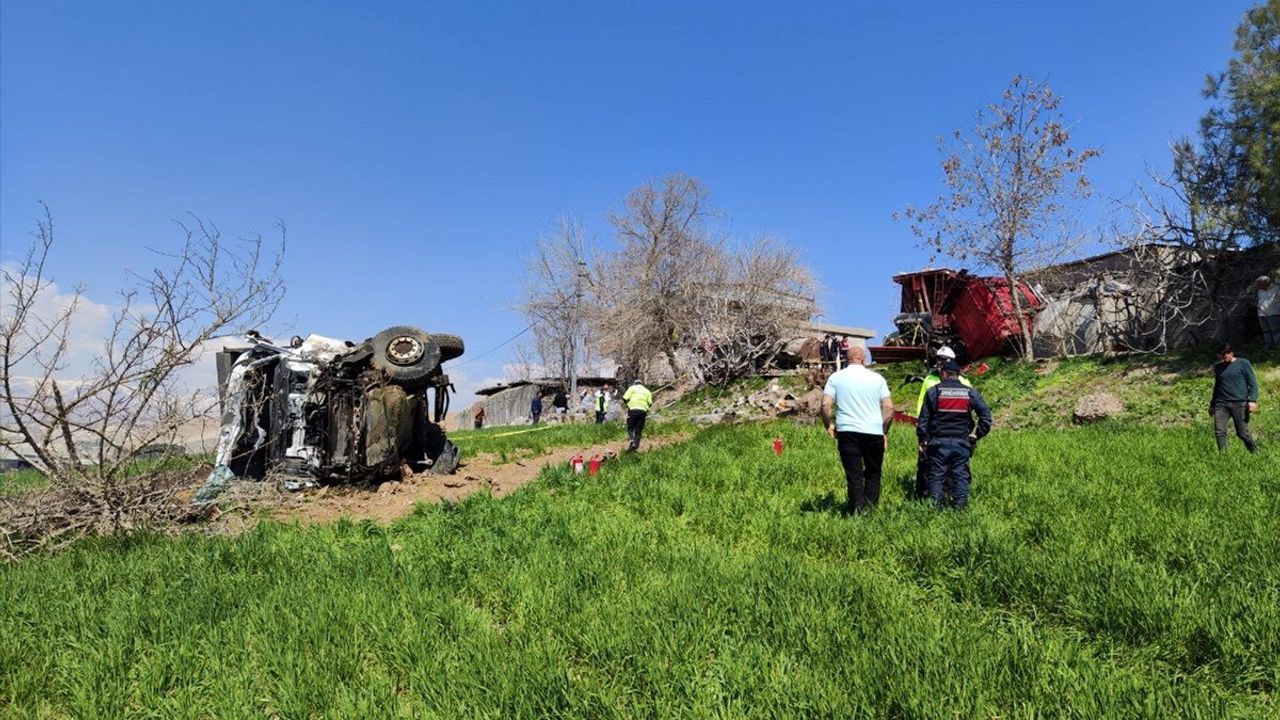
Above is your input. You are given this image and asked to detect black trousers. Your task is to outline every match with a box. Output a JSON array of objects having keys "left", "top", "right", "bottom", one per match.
[
  {"left": 626, "top": 410, "right": 648, "bottom": 449},
  {"left": 836, "top": 431, "right": 885, "bottom": 512},
  {"left": 913, "top": 448, "right": 930, "bottom": 500},
  {"left": 1213, "top": 401, "right": 1257, "bottom": 452},
  {"left": 595, "top": 411, "right": 606, "bottom": 424}
]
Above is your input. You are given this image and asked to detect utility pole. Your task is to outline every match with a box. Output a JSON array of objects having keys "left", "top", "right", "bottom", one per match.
[{"left": 569, "top": 259, "right": 587, "bottom": 400}]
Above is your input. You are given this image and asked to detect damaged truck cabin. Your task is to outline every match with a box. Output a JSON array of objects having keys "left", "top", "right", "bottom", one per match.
[
  {"left": 206, "top": 326, "right": 464, "bottom": 494},
  {"left": 872, "top": 269, "right": 1041, "bottom": 363}
]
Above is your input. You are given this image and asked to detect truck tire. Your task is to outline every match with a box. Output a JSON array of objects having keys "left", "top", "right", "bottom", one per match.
[
  {"left": 370, "top": 326, "right": 441, "bottom": 388},
  {"left": 433, "top": 333, "right": 465, "bottom": 363}
]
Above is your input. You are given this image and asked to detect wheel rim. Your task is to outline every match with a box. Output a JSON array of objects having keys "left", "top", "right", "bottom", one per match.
[{"left": 386, "top": 335, "right": 425, "bottom": 365}]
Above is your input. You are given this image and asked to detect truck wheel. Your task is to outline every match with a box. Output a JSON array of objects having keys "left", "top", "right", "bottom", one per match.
[
  {"left": 433, "top": 333, "right": 465, "bottom": 363},
  {"left": 370, "top": 326, "right": 441, "bottom": 388}
]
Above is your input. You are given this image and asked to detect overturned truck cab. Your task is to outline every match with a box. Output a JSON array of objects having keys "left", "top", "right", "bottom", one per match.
[{"left": 196, "top": 326, "right": 463, "bottom": 503}]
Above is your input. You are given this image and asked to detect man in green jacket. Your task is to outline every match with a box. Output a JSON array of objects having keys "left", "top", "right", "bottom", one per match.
[
  {"left": 912, "top": 347, "right": 971, "bottom": 499},
  {"left": 1210, "top": 342, "right": 1259, "bottom": 453}
]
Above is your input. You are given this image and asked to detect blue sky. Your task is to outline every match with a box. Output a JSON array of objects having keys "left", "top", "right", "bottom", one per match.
[{"left": 0, "top": 0, "right": 1257, "bottom": 402}]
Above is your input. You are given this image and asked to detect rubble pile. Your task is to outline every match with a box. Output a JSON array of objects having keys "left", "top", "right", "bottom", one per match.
[{"left": 689, "top": 381, "right": 824, "bottom": 425}]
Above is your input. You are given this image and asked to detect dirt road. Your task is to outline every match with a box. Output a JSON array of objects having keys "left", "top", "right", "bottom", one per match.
[{"left": 277, "top": 433, "right": 690, "bottom": 525}]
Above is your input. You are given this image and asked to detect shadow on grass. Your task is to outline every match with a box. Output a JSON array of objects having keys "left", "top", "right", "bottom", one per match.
[
  {"left": 799, "top": 491, "right": 842, "bottom": 515},
  {"left": 893, "top": 472, "right": 918, "bottom": 499}
]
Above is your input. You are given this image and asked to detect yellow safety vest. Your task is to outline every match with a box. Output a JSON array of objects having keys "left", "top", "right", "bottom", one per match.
[
  {"left": 623, "top": 384, "right": 653, "bottom": 412},
  {"left": 915, "top": 373, "right": 971, "bottom": 415}
]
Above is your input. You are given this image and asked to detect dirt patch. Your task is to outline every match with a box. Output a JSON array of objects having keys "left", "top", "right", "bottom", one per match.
[{"left": 276, "top": 432, "right": 692, "bottom": 525}]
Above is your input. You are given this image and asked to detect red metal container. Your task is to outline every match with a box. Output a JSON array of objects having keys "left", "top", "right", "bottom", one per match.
[
  {"left": 772, "top": 437, "right": 784, "bottom": 456},
  {"left": 570, "top": 454, "right": 584, "bottom": 474},
  {"left": 588, "top": 455, "right": 601, "bottom": 476},
  {"left": 948, "top": 277, "right": 1041, "bottom": 359}
]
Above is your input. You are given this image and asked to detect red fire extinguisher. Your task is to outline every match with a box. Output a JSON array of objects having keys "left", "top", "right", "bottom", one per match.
[
  {"left": 588, "top": 455, "right": 602, "bottom": 476},
  {"left": 773, "top": 437, "right": 784, "bottom": 456},
  {"left": 571, "top": 454, "right": 585, "bottom": 474}
]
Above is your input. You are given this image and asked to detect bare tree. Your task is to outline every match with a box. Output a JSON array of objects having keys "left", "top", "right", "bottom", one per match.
[
  {"left": 518, "top": 217, "right": 594, "bottom": 392},
  {"left": 686, "top": 237, "right": 817, "bottom": 385},
  {"left": 520, "top": 176, "right": 817, "bottom": 389},
  {"left": 1116, "top": 139, "right": 1257, "bottom": 346},
  {"left": 1, "top": 206, "right": 284, "bottom": 558},
  {"left": 898, "top": 74, "right": 1102, "bottom": 360},
  {"left": 595, "top": 174, "right": 719, "bottom": 380}
]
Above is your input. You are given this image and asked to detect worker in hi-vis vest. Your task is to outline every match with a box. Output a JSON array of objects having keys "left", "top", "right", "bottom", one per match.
[
  {"left": 594, "top": 389, "right": 608, "bottom": 425},
  {"left": 622, "top": 380, "right": 654, "bottom": 450}
]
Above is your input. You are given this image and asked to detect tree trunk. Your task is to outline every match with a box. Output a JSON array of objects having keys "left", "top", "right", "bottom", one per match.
[{"left": 1006, "top": 272, "right": 1036, "bottom": 361}]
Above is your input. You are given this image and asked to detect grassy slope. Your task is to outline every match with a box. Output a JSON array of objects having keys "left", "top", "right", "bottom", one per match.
[
  {"left": 877, "top": 347, "right": 1280, "bottom": 430},
  {"left": 2, "top": 350, "right": 1279, "bottom": 717}
]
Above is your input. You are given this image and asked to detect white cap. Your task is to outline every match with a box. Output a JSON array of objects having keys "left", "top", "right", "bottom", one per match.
[{"left": 936, "top": 346, "right": 957, "bottom": 360}]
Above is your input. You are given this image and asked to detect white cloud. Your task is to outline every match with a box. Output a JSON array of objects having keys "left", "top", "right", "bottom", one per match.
[
  {"left": 1, "top": 262, "right": 115, "bottom": 382},
  {"left": 1, "top": 266, "right": 229, "bottom": 406}
]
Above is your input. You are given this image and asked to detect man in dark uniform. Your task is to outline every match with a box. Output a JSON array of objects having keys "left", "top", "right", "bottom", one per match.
[
  {"left": 911, "top": 346, "right": 968, "bottom": 500},
  {"left": 917, "top": 360, "right": 992, "bottom": 510}
]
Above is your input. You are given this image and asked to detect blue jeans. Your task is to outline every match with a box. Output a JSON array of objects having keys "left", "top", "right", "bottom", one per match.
[{"left": 927, "top": 437, "right": 973, "bottom": 509}]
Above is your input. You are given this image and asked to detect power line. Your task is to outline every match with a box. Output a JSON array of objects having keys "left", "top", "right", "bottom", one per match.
[
  {"left": 448, "top": 292, "right": 579, "bottom": 370},
  {"left": 445, "top": 323, "right": 535, "bottom": 370}
]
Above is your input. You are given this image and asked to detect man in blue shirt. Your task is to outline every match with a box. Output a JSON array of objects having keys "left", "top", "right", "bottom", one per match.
[{"left": 822, "top": 346, "right": 894, "bottom": 513}]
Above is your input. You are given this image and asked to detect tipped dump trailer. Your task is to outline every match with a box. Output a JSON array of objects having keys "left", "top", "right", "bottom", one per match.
[{"left": 872, "top": 269, "right": 1041, "bottom": 363}]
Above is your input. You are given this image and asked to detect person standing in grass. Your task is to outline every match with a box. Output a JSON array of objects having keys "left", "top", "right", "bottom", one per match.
[
  {"left": 917, "top": 360, "right": 992, "bottom": 510},
  {"left": 1210, "top": 342, "right": 1259, "bottom": 453},
  {"left": 1254, "top": 275, "right": 1279, "bottom": 351},
  {"left": 622, "top": 379, "right": 654, "bottom": 450},
  {"left": 912, "top": 346, "right": 970, "bottom": 500},
  {"left": 822, "top": 345, "right": 894, "bottom": 513},
  {"left": 530, "top": 395, "right": 543, "bottom": 425},
  {"left": 594, "top": 388, "right": 608, "bottom": 424}
]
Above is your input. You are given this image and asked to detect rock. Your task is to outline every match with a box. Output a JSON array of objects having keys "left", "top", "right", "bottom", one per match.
[
  {"left": 775, "top": 398, "right": 798, "bottom": 416},
  {"left": 691, "top": 413, "right": 724, "bottom": 425},
  {"left": 799, "top": 388, "right": 824, "bottom": 415},
  {"left": 378, "top": 481, "right": 402, "bottom": 495},
  {"left": 1072, "top": 392, "right": 1124, "bottom": 424}
]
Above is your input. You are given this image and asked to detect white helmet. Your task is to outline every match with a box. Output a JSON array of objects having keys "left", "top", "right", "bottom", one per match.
[{"left": 936, "top": 346, "right": 957, "bottom": 360}]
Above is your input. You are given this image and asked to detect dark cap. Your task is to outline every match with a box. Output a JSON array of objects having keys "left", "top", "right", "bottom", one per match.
[
  {"left": 1216, "top": 342, "right": 1233, "bottom": 355},
  {"left": 941, "top": 359, "right": 962, "bottom": 373}
]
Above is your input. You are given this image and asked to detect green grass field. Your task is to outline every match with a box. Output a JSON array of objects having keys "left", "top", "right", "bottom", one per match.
[
  {"left": 450, "top": 418, "right": 689, "bottom": 463},
  {"left": 3, "top": 404, "right": 1277, "bottom": 716}
]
